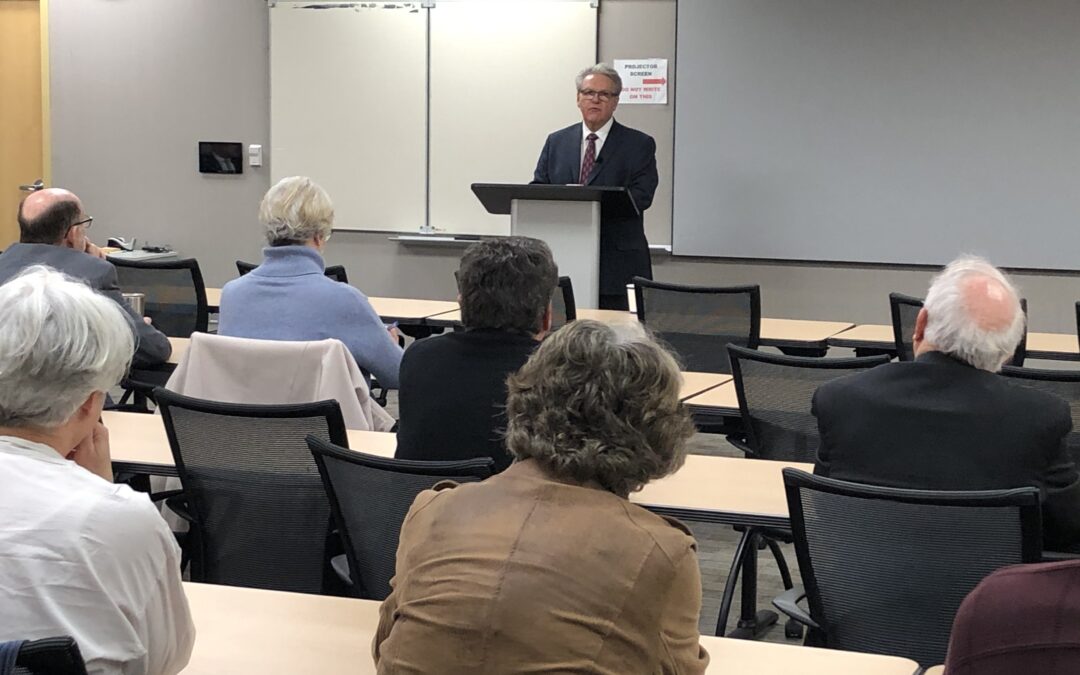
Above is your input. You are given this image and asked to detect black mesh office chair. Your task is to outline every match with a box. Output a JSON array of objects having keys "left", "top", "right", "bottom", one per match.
[
  {"left": 716, "top": 345, "right": 891, "bottom": 638},
  {"left": 8, "top": 637, "right": 87, "bottom": 675},
  {"left": 1001, "top": 365, "right": 1080, "bottom": 465},
  {"left": 777, "top": 468, "right": 1042, "bottom": 668},
  {"left": 891, "top": 292, "right": 1027, "bottom": 366},
  {"left": 112, "top": 257, "right": 208, "bottom": 337},
  {"left": 634, "top": 278, "right": 761, "bottom": 374},
  {"left": 551, "top": 276, "right": 577, "bottom": 329},
  {"left": 236, "top": 259, "right": 349, "bottom": 284},
  {"left": 155, "top": 388, "right": 349, "bottom": 594},
  {"left": 308, "top": 436, "right": 493, "bottom": 600}
]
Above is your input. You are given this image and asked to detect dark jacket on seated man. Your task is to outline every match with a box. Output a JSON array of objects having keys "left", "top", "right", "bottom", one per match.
[
  {"left": 813, "top": 351, "right": 1080, "bottom": 551},
  {"left": 0, "top": 243, "right": 171, "bottom": 368},
  {"left": 944, "top": 560, "right": 1080, "bottom": 674},
  {"left": 395, "top": 329, "right": 537, "bottom": 472}
]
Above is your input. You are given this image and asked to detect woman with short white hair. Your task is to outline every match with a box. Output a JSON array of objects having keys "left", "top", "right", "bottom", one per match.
[
  {"left": 0, "top": 266, "right": 194, "bottom": 675},
  {"left": 218, "top": 176, "right": 403, "bottom": 388}
]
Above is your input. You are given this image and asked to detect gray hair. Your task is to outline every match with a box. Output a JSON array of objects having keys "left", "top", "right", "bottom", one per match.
[
  {"left": 575, "top": 63, "right": 622, "bottom": 96},
  {"left": 259, "top": 176, "right": 335, "bottom": 246},
  {"left": 505, "top": 320, "right": 695, "bottom": 497},
  {"left": 922, "top": 255, "right": 1025, "bottom": 372},
  {"left": 0, "top": 266, "right": 135, "bottom": 428}
]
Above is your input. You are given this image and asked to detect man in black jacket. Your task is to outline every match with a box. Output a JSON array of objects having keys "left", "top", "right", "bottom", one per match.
[
  {"left": 0, "top": 188, "right": 171, "bottom": 368},
  {"left": 813, "top": 255, "right": 1080, "bottom": 551},
  {"left": 395, "top": 237, "right": 556, "bottom": 472}
]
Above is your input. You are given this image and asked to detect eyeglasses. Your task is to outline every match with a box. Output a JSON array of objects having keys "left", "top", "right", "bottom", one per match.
[
  {"left": 578, "top": 89, "right": 618, "bottom": 102},
  {"left": 71, "top": 216, "right": 93, "bottom": 230}
]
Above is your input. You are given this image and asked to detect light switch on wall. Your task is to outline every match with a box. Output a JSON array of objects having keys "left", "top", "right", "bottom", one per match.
[{"left": 248, "top": 144, "right": 263, "bottom": 167}]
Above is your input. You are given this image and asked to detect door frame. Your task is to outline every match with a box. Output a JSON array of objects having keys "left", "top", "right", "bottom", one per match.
[{"left": 40, "top": 0, "right": 51, "bottom": 185}]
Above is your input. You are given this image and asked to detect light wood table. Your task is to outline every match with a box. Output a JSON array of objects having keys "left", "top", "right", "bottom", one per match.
[
  {"left": 827, "top": 323, "right": 895, "bottom": 351},
  {"left": 167, "top": 336, "right": 189, "bottom": 365},
  {"left": 633, "top": 454, "right": 810, "bottom": 528},
  {"left": 683, "top": 380, "right": 739, "bottom": 416},
  {"left": 923, "top": 668, "right": 944, "bottom": 675},
  {"left": 680, "top": 372, "right": 732, "bottom": 401},
  {"left": 758, "top": 318, "right": 854, "bottom": 354},
  {"left": 180, "top": 582, "right": 920, "bottom": 674},
  {"left": 106, "top": 409, "right": 803, "bottom": 528},
  {"left": 1026, "top": 331, "right": 1080, "bottom": 361},
  {"left": 106, "top": 411, "right": 395, "bottom": 477},
  {"left": 205, "top": 287, "right": 222, "bottom": 311}
]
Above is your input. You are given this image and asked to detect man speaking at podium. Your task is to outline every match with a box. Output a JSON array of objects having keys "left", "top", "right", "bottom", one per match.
[{"left": 532, "top": 64, "right": 659, "bottom": 310}]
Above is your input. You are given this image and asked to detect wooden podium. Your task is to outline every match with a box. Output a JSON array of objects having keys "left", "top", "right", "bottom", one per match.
[{"left": 472, "top": 183, "right": 638, "bottom": 309}]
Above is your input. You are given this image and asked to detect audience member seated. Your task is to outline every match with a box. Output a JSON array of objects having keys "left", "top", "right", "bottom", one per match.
[
  {"left": 218, "top": 176, "right": 403, "bottom": 388},
  {"left": 0, "top": 267, "right": 194, "bottom": 675},
  {"left": 0, "top": 188, "right": 171, "bottom": 368},
  {"left": 374, "top": 320, "right": 709, "bottom": 674},
  {"left": 395, "top": 236, "right": 557, "bottom": 471},
  {"left": 944, "top": 560, "right": 1080, "bottom": 674},
  {"left": 813, "top": 255, "right": 1080, "bottom": 551}
]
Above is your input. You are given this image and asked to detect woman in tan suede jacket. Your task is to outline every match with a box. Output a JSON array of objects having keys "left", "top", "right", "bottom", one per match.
[{"left": 374, "top": 320, "right": 709, "bottom": 674}]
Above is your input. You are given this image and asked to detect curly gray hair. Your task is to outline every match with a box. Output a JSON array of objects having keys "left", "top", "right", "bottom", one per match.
[
  {"left": 505, "top": 320, "right": 694, "bottom": 496},
  {"left": 575, "top": 63, "right": 622, "bottom": 96},
  {"left": 259, "top": 176, "right": 335, "bottom": 246}
]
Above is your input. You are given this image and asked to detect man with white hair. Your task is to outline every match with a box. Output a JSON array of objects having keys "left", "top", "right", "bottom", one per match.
[
  {"left": 0, "top": 188, "right": 172, "bottom": 367},
  {"left": 0, "top": 267, "right": 194, "bottom": 674},
  {"left": 813, "top": 255, "right": 1080, "bottom": 550}
]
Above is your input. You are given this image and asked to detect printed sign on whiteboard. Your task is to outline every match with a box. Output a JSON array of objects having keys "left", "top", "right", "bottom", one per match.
[{"left": 613, "top": 59, "right": 668, "bottom": 105}]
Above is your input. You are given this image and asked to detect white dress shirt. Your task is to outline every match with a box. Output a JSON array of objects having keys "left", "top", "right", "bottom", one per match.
[
  {"left": 579, "top": 117, "right": 615, "bottom": 177},
  {"left": 0, "top": 436, "right": 194, "bottom": 675}
]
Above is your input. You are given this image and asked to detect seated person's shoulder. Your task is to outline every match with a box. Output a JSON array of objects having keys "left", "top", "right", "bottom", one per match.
[
  {"left": 81, "top": 484, "right": 175, "bottom": 562},
  {"left": 621, "top": 501, "right": 698, "bottom": 560}
]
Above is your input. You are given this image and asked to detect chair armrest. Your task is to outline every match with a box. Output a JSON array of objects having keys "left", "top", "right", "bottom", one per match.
[
  {"left": 148, "top": 488, "right": 185, "bottom": 503},
  {"left": 163, "top": 494, "right": 195, "bottom": 524},
  {"left": 772, "top": 586, "right": 820, "bottom": 630},
  {"left": 1042, "top": 549, "right": 1080, "bottom": 562},
  {"left": 725, "top": 433, "right": 755, "bottom": 456}
]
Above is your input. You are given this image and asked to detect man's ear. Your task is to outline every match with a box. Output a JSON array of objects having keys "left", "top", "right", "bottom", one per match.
[
  {"left": 72, "top": 391, "right": 103, "bottom": 424},
  {"left": 60, "top": 226, "right": 79, "bottom": 249},
  {"left": 541, "top": 302, "right": 553, "bottom": 333},
  {"left": 913, "top": 307, "right": 929, "bottom": 343}
]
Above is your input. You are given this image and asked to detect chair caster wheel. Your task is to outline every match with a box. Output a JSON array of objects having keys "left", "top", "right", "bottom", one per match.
[{"left": 784, "top": 619, "right": 804, "bottom": 640}]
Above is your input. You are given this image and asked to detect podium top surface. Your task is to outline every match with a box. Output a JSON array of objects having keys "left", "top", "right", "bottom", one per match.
[{"left": 472, "top": 183, "right": 639, "bottom": 218}]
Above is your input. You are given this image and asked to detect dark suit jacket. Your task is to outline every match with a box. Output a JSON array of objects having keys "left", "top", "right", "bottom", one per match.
[
  {"left": 945, "top": 560, "right": 1080, "bottom": 674},
  {"left": 813, "top": 350, "right": 1080, "bottom": 551},
  {"left": 395, "top": 329, "right": 538, "bottom": 472},
  {"left": 532, "top": 120, "right": 658, "bottom": 295},
  {"left": 0, "top": 243, "right": 172, "bottom": 368}
]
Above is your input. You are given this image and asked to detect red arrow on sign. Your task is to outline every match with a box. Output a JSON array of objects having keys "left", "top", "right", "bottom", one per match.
[{"left": 643, "top": 77, "right": 667, "bottom": 85}]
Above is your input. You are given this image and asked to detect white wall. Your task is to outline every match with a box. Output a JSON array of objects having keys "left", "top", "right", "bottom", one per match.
[
  {"left": 48, "top": 0, "right": 1080, "bottom": 333},
  {"left": 49, "top": 0, "right": 270, "bottom": 283}
]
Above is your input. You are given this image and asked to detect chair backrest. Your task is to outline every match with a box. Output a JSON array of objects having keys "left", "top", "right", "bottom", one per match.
[
  {"left": 155, "top": 388, "right": 349, "bottom": 594},
  {"left": 634, "top": 277, "right": 761, "bottom": 374},
  {"left": 783, "top": 468, "right": 1042, "bottom": 667},
  {"left": 890, "top": 292, "right": 1027, "bottom": 366},
  {"left": 1001, "top": 364, "right": 1080, "bottom": 465},
  {"left": 236, "top": 259, "right": 348, "bottom": 284},
  {"left": 889, "top": 292, "right": 924, "bottom": 362},
  {"left": 551, "top": 276, "right": 576, "bottom": 328},
  {"left": 308, "top": 436, "right": 493, "bottom": 600},
  {"left": 112, "top": 257, "right": 208, "bottom": 337},
  {"left": 11, "top": 637, "right": 87, "bottom": 675},
  {"left": 728, "top": 345, "right": 889, "bottom": 462}
]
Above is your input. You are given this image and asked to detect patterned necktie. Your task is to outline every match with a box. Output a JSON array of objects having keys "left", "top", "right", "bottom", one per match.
[{"left": 580, "top": 133, "right": 599, "bottom": 184}]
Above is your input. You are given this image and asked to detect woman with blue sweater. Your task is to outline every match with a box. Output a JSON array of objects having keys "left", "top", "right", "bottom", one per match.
[{"left": 218, "top": 176, "right": 403, "bottom": 388}]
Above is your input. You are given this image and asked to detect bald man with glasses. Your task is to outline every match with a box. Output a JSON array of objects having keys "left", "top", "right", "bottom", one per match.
[
  {"left": 532, "top": 63, "right": 659, "bottom": 310},
  {"left": 0, "top": 188, "right": 172, "bottom": 367}
]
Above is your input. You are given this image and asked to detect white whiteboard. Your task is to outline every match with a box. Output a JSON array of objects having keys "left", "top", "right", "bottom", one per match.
[
  {"left": 270, "top": 1, "right": 596, "bottom": 235},
  {"left": 428, "top": 1, "right": 597, "bottom": 235},
  {"left": 270, "top": 2, "right": 427, "bottom": 232},
  {"left": 673, "top": 0, "right": 1080, "bottom": 269}
]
